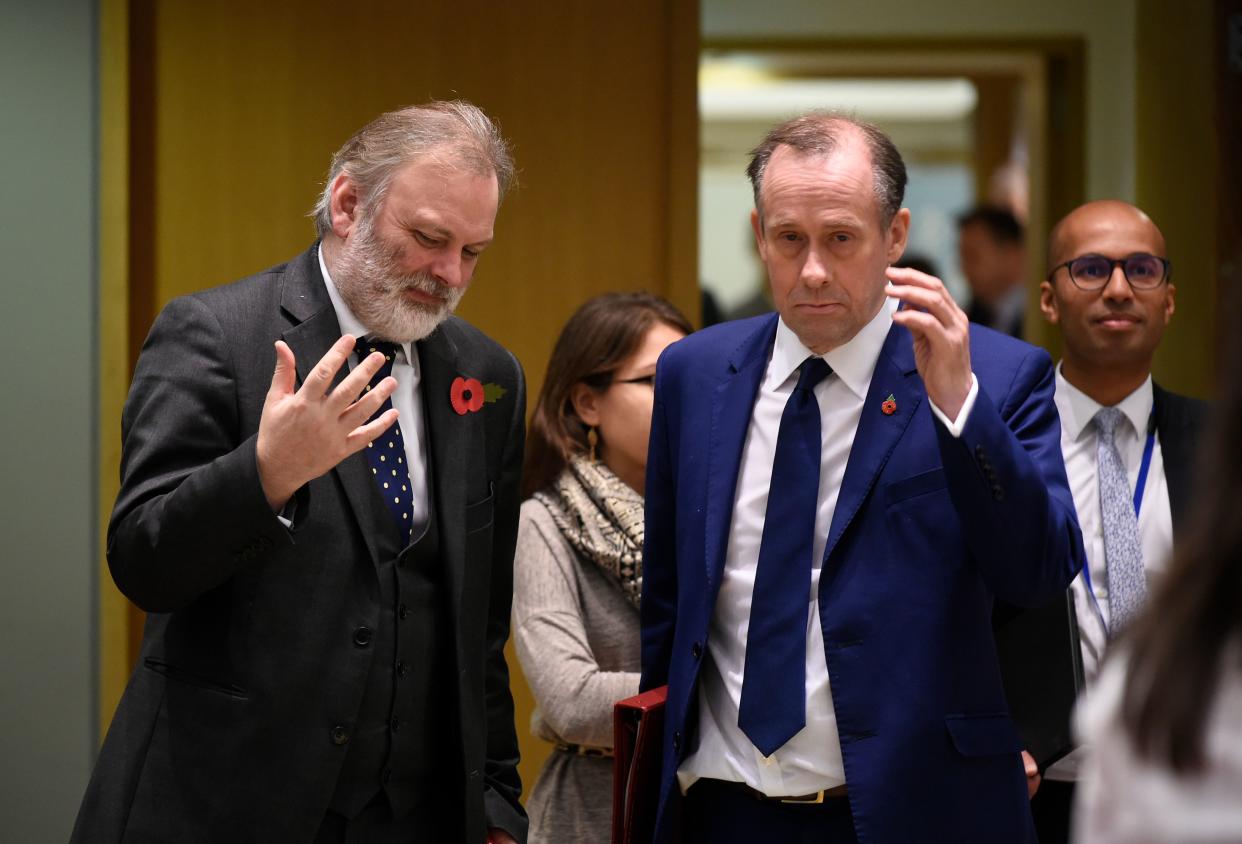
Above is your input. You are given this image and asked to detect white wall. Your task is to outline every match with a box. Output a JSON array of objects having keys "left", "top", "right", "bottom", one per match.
[
  {"left": 703, "top": 0, "right": 1137, "bottom": 202},
  {"left": 0, "top": 0, "right": 98, "bottom": 838}
]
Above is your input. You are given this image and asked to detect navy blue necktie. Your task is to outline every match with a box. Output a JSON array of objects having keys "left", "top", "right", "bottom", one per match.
[
  {"left": 738, "top": 356, "right": 832, "bottom": 757},
  {"left": 356, "top": 338, "right": 413, "bottom": 547}
]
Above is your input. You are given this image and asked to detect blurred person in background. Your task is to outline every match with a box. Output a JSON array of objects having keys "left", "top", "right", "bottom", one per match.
[
  {"left": 958, "top": 205, "right": 1028, "bottom": 338},
  {"left": 1073, "top": 284, "right": 1241, "bottom": 843},
  {"left": 514, "top": 293, "right": 692, "bottom": 843}
]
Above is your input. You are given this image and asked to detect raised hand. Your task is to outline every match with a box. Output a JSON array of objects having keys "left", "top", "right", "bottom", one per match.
[
  {"left": 255, "top": 334, "right": 399, "bottom": 511},
  {"left": 886, "top": 266, "right": 974, "bottom": 420}
]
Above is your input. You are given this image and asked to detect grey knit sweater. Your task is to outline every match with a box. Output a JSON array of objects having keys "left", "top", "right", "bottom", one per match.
[{"left": 513, "top": 497, "right": 642, "bottom": 844}]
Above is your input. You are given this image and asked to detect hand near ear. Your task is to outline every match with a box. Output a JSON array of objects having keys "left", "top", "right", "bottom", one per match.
[{"left": 886, "top": 267, "right": 973, "bottom": 421}]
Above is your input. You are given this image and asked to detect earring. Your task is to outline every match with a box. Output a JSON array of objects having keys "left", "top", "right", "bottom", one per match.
[{"left": 587, "top": 427, "right": 598, "bottom": 463}]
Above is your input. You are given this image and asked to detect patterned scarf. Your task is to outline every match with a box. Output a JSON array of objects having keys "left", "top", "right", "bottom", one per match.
[{"left": 534, "top": 457, "right": 644, "bottom": 609}]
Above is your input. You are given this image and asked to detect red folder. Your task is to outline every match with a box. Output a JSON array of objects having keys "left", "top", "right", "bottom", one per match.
[{"left": 612, "top": 685, "right": 667, "bottom": 844}]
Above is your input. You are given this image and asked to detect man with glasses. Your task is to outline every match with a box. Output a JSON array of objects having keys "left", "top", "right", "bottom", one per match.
[{"left": 1034, "top": 200, "right": 1209, "bottom": 842}]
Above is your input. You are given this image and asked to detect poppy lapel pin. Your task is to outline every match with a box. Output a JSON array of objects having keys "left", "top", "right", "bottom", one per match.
[
  {"left": 451, "top": 376, "right": 507, "bottom": 416},
  {"left": 881, "top": 393, "right": 897, "bottom": 416}
]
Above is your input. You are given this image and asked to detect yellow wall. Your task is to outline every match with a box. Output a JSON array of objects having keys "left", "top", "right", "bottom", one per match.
[
  {"left": 98, "top": 0, "right": 133, "bottom": 737},
  {"left": 1136, "top": 0, "right": 1217, "bottom": 398},
  {"left": 103, "top": 0, "right": 698, "bottom": 798}
]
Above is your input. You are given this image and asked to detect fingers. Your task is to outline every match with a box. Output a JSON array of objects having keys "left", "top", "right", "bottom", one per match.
[
  {"left": 345, "top": 408, "right": 400, "bottom": 453},
  {"left": 886, "top": 272, "right": 962, "bottom": 327},
  {"left": 885, "top": 265, "right": 943, "bottom": 286},
  {"left": 1021, "top": 750, "right": 1041, "bottom": 799},
  {"left": 891, "top": 307, "right": 949, "bottom": 342},
  {"left": 330, "top": 350, "right": 388, "bottom": 408},
  {"left": 268, "top": 340, "right": 297, "bottom": 397},
  {"left": 300, "top": 334, "right": 357, "bottom": 397},
  {"left": 339, "top": 375, "right": 398, "bottom": 429}
]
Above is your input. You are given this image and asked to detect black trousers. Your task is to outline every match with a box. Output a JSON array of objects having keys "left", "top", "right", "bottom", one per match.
[
  {"left": 684, "top": 779, "right": 858, "bottom": 844},
  {"left": 1030, "top": 779, "right": 1075, "bottom": 844}
]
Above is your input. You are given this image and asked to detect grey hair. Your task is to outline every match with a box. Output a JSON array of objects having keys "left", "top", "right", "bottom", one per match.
[
  {"left": 312, "top": 100, "right": 515, "bottom": 237},
  {"left": 746, "top": 110, "right": 907, "bottom": 225}
]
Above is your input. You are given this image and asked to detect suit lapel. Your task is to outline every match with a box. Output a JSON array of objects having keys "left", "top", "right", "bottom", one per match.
[
  {"left": 417, "top": 323, "right": 477, "bottom": 617},
  {"left": 1153, "top": 382, "right": 1194, "bottom": 541},
  {"left": 280, "top": 245, "right": 391, "bottom": 568},
  {"left": 704, "top": 316, "right": 779, "bottom": 592},
  {"left": 821, "top": 324, "right": 922, "bottom": 573}
]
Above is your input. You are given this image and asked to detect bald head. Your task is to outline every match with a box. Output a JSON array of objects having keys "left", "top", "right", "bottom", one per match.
[
  {"left": 1039, "top": 199, "right": 1175, "bottom": 406},
  {"left": 1047, "top": 200, "right": 1166, "bottom": 272}
]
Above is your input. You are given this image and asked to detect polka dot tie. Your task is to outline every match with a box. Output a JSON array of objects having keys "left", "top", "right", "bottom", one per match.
[{"left": 356, "top": 338, "right": 413, "bottom": 547}]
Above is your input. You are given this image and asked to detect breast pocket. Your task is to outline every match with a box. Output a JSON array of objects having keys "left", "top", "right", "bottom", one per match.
[{"left": 884, "top": 468, "right": 947, "bottom": 507}]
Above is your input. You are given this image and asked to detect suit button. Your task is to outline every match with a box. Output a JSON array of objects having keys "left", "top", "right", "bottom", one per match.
[
  {"left": 692, "top": 642, "right": 702, "bottom": 660},
  {"left": 992, "top": 485, "right": 1005, "bottom": 501},
  {"left": 396, "top": 660, "right": 407, "bottom": 677},
  {"left": 330, "top": 725, "right": 349, "bottom": 745},
  {"left": 672, "top": 731, "right": 682, "bottom": 752},
  {"left": 974, "top": 444, "right": 986, "bottom": 461},
  {"left": 391, "top": 717, "right": 401, "bottom": 732},
  {"left": 398, "top": 603, "right": 409, "bottom": 620},
  {"left": 383, "top": 769, "right": 392, "bottom": 784},
  {"left": 353, "top": 626, "right": 373, "bottom": 647}
]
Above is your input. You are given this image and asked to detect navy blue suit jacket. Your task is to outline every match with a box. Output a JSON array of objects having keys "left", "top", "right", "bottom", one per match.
[{"left": 640, "top": 313, "right": 1086, "bottom": 843}]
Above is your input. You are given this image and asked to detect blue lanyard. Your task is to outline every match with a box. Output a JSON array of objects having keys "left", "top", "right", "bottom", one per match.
[{"left": 1081, "top": 410, "right": 1156, "bottom": 637}]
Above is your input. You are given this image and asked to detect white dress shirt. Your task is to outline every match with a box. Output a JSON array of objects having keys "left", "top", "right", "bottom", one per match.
[
  {"left": 319, "top": 247, "right": 431, "bottom": 536},
  {"left": 1046, "top": 367, "right": 1172, "bottom": 781},
  {"left": 678, "top": 298, "right": 978, "bottom": 796}
]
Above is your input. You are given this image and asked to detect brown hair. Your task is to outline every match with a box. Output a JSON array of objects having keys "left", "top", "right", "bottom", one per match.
[
  {"left": 521, "top": 292, "right": 693, "bottom": 499},
  {"left": 746, "top": 110, "right": 907, "bottom": 224},
  {"left": 1119, "top": 287, "right": 1237, "bottom": 772}
]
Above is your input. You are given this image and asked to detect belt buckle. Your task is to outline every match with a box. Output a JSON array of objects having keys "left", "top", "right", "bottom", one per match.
[{"left": 779, "top": 790, "right": 825, "bottom": 805}]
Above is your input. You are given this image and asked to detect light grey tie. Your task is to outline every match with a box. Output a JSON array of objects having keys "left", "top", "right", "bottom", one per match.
[{"left": 1095, "top": 407, "right": 1147, "bottom": 634}]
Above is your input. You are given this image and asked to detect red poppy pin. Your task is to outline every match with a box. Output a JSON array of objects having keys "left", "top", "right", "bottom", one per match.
[
  {"left": 451, "top": 376, "right": 507, "bottom": 415},
  {"left": 881, "top": 393, "right": 897, "bottom": 416}
]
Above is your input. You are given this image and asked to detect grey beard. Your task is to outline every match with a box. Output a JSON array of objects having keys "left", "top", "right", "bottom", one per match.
[{"left": 330, "top": 224, "right": 464, "bottom": 343}]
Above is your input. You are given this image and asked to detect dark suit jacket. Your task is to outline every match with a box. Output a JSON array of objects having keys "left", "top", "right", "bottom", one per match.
[
  {"left": 1153, "top": 382, "right": 1210, "bottom": 539},
  {"left": 640, "top": 314, "right": 1086, "bottom": 843},
  {"left": 73, "top": 246, "right": 527, "bottom": 843}
]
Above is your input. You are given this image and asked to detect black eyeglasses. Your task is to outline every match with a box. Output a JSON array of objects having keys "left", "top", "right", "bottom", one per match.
[{"left": 1049, "top": 253, "right": 1171, "bottom": 291}]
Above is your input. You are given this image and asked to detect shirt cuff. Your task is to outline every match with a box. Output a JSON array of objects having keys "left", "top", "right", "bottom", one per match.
[
  {"left": 275, "top": 495, "right": 298, "bottom": 530},
  {"left": 928, "top": 373, "right": 979, "bottom": 438}
]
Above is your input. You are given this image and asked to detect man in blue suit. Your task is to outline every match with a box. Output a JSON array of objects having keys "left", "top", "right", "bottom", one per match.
[{"left": 640, "top": 112, "right": 1085, "bottom": 842}]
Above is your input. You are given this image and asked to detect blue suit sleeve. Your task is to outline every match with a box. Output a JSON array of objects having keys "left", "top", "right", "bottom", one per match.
[
  {"left": 640, "top": 353, "right": 678, "bottom": 691},
  {"left": 936, "top": 345, "right": 1087, "bottom": 605}
]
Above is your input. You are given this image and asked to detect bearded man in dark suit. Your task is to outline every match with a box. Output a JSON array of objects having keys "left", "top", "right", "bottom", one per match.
[{"left": 74, "top": 101, "right": 527, "bottom": 844}]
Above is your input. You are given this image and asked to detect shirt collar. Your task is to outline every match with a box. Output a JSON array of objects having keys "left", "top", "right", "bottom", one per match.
[
  {"left": 1054, "top": 362, "right": 1153, "bottom": 441},
  {"left": 318, "top": 244, "right": 415, "bottom": 364},
  {"left": 768, "top": 295, "right": 895, "bottom": 400}
]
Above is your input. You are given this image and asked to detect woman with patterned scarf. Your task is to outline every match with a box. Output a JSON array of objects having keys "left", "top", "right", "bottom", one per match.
[{"left": 514, "top": 292, "right": 692, "bottom": 843}]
